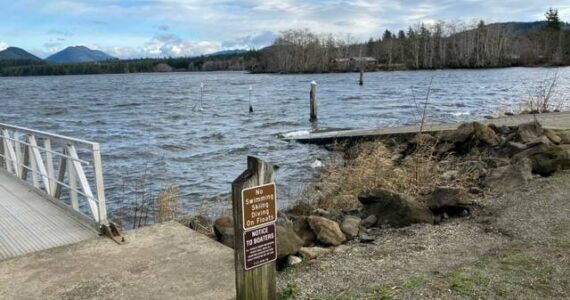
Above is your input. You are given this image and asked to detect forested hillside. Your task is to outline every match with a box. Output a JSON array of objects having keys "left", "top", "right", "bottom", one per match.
[{"left": 255, "top": 10, "right": 570, "bottom": 73}]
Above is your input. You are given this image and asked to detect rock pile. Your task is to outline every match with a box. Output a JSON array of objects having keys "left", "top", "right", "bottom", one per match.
[{"left": 201, "top": 121, "right": 570, "bottom": 269}]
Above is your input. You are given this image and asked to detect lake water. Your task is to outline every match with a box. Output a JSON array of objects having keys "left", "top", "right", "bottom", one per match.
[{"left": 1, "top": 68, "right": 569, "bottom": 222}]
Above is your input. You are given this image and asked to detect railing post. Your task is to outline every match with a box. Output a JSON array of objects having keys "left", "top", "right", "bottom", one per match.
[
  {"left": 92, "top": 143, "right": 108, "bottom": 226},
  {"left": 67, "top": 149, "right": 79, "bottom": 210},
  {"left": 0, "top": 132, "right": 4, "bottom": 169},
  {"left": 29, "top": 136, "right": 39, "bottom": 188},
  {"left": 44, "top": 138, "right": 56, "bottom": 195},
  {"left": 14, "top": 130, "right": 22, "bottom": 177}
]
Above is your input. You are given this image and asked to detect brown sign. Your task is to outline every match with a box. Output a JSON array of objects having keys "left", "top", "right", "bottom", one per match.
[
  {"left": 243, "top": 223, "right": 277, "bottom": 270},
  {"left": 242, "top": 183, "right": 277, "bottom": 229}
]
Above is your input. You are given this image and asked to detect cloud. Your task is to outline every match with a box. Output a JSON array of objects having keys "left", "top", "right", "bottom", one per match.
[
  {"left": 142, "top": 33, "right": 220, "bottom": 57},
  {"left": 47, "top": 29, "right": 73, "bottom": 37},
  {"left": 157, "top": 24, "right": 169, "bottom": 31},
  {"left": 0, "top": 42, "right": 8, "bottom": 51}
]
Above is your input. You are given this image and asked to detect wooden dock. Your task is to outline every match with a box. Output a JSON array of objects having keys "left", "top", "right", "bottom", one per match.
[{"left": 284, "top": 112, "right": 570, "bottom": 145}]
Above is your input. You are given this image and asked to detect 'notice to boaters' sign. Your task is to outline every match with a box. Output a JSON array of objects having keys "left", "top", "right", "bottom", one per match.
[
  {"left": 243, "top": 223, "right": 277, "bottom": 270},
  {"left": 242, "top": 183, "right": 277, "bottom": 230}
]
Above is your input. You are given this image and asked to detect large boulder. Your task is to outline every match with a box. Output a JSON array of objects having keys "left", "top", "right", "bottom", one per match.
[
  {"left": 544, "top": 129, "right": 562, "bottom": 145},
  {"left": 340, "top": 216, "right": 361, "bottom": 239},
  {"left": 291, "top": 216, "right": 316, "bottom": 247},
  {"left": 516, "top": 122, "right": 544, "bottom": 144},
  {"left": 277, "top": 223, "right": 304, "bottom": 259},
  {"left": 473, "top": 122, "right": 501, "bottom": 145},
  {"left": 557, "top": 130, "right": 570, "bottom": 144},
  {"left": 513, "top": 143, "right": 570, "bottom": 176},
  {"left": 483, "top": 158, "right": 533, "bottom": 192},
  {"left": 307, "top": 216, "right": 346, "bottom": 246},
  {"left": 299, "top": 247, "right": 331, "bottom": 260},
  {"left": 439, "top": 122, "right": 499, "bottom": 153},
  {"left": 358, "top": 189, "right": 433, "bottom": 227},
  {"left": 213, "top": 216, "right": 234, "bottom": 248},
  {"left": 427, "top": 187, "right": 473, "bottom": 215}
]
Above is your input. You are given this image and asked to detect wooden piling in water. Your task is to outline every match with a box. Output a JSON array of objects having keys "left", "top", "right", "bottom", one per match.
[
  {"left": 232, "top": 156, "right": 277, "bottom": 300},
  {"left": 359, "top": 68, "right": 364, "bottom": 86},
  {"left": 310, "top": 81, "right": 318, "bottom": 121}
]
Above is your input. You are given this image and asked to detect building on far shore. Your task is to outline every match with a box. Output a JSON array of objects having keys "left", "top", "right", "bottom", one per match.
[{"left": 330, "top": 57, "right": 378, "bottom": 72}]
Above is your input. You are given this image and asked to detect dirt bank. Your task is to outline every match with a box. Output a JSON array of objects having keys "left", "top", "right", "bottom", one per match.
[{"left": 277, "top": 170, "right": 570, "bottom": 299}]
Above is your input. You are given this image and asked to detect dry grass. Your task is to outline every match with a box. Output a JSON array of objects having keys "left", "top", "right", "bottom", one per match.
[
  {"left": 290, "top": 135, "right": 482, "bottom": 214},
  {"left": 158, "top": 186, "right": 181, "bottom": 223}
]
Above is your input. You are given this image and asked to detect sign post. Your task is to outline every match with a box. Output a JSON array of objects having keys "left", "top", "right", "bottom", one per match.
[{"left": 232, "top": 156, "right": 278, "bottom": 300}]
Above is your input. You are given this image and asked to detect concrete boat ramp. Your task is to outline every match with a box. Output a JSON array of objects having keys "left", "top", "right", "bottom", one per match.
[
  {"left": 0, "top": 222, "right": 235, "bottom": 300},
  {"left": 284, "top": 112, "right": 570, "bottom": 144}
]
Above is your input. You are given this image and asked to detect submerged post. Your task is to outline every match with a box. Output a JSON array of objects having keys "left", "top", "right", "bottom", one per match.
[
  {"left": 359, "top": 68, "right": 364, "bottom": 86},
  {"left": 310, "top": 81, "right": 318, "bottom": 121},
  {"left": 232, "top": 156, "right": 278, "bottom": 300},
  {"left": 249, "top": 85, "right": 254, "bottom": 113}
]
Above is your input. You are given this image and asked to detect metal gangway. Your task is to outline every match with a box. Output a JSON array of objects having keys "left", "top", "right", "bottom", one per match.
[{"left": 0, "top": 122, "right": 121, "bottom": 260}]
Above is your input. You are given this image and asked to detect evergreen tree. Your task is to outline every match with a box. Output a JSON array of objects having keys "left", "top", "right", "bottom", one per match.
[{"left": 545, "top": 8, "right": 562, "bottom": 31}]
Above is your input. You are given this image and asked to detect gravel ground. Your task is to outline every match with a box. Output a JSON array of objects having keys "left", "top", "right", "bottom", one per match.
[{"left": 277, "top": 171, "right": 570, "bottom": 299}]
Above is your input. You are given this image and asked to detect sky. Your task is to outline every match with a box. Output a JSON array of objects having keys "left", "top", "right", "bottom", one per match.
[{"left": 0, "top": 0, "right": 569, "bottom": 59}]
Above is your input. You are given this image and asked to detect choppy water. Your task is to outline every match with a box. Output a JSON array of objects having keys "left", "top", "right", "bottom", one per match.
[{"left": 1, "top": 68, "right": 569, "bottom": 221}]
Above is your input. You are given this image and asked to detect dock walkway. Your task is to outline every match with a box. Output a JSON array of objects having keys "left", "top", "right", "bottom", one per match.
[
  {"left": 285, "top": 112, "right": 570, "bottom": 144},
  {"left": 0, "top": 171, "right": 97, "bottom": 260}
]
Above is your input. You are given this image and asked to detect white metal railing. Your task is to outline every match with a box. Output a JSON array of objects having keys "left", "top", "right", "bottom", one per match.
[{"left": 0, "top": 122, "right": 108, "bottom": 227}]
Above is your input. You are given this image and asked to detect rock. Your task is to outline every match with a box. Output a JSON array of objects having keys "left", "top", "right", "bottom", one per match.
[
  {"left": 469, "top": 187, "right": 484, "bottom": 194},
  {"left": 544, "top": 129, "right": 562, "bottom": 144},
  {"left": 358, "top": 189, "right": 433, "bottom": 227},
  {"left": 277, "top": 223, "right": 304, "bottom": 259},
  {"left": 291, "top": 216, "right": 316, "bottom": 247},
  {"left": 360, "top": 215, "right": 377, "bottom": 228},
  {"left": 504, "top": 141, "right": 528, "bottom": 156},
  {"left": 286, "top": 255, "right": 302, "bottom": 267},
  {"left": 483, "top": 159, "right": 533, "bottom": 192},
  {"left": 333, "top": 245, "right": 352, "bottom": 254},
  {"left": 312, "top": 208, "right": 332, "bottom": 218},
  {"left": 473, "top": 122, "right": 500, "bottom": 145},
  {"left": 340, "top": 216, "right": 361, "bottom": 239},
  {"left": 440, "top": 122, "right": 499, "bottom": 153},
  {"left": 516, "top": 122, "right": 544, "bottom": 143},
  {"left": 441, "top": 170, "right": 459, "bottom": 181},
  {"left": 299, "top": 246, "right": 331, "bottom": 259},
  {"left": 358, "top": 234, "right": 375, "bottom": 243},
  {"left": 307, "top": 216, "right": 346, "bottom": 246},
  {"left": 525, "top": 136, "right": 552, "bottom": 147},
  {"left": 513, "top": 143, "right": 570, "bottom": 176},
  {"left": 557, "top": 130, "right": 570, "bottom": 144},
  {"left": 428, "top": 187, "right": 473, "bottom": 216},
  {"left": 213, "top": 216, "right": 234, "bottom": 248},
  {"left": 179, "top": 215, "right": 212, "bottom": 234}
]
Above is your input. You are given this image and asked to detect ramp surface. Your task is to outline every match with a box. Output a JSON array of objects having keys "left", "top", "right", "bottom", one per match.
[
  {"left": 0, "top": 171, "right": 97, "bottom": 260},
  {"left": 285, "top": 112, "right": 570, "bottom": 144},
  {"left": 0, "top": 222, "right": 235, "bottom": 300}
]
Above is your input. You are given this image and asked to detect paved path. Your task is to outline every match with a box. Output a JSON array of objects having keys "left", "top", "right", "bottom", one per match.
[
  {"left": 284, "top": 112, "right": 570, "bottom": 144},
  {"left": 0, "top": 171, "right": 97, "bottom": 260},
  {"left": 0, "top": 222, "right": 235, "bottom": 300}
]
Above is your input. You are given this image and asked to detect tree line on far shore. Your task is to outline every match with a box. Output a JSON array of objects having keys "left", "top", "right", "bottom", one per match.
[
  {"left": 1, "top": 8, "right": 568, "bottom": 76},
  {"left": 255, "top": 8, "right": 570, "bottom": 73}
]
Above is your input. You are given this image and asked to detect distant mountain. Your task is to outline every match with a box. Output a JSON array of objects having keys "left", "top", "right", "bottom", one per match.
[
  {"left": 46, "top": 46, "right": 116, "bottom": 63},
  {"left": 0, "top": 47, "right": 42, "bottom": 61},
  {"left": 206, "top": 49, "right": 249, "bottom": 57}
]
